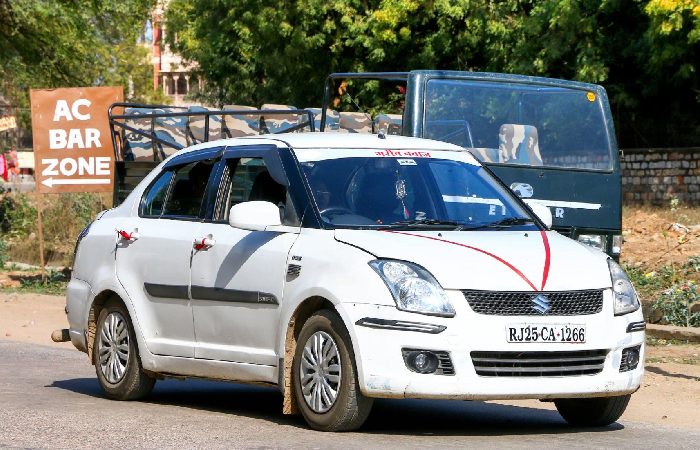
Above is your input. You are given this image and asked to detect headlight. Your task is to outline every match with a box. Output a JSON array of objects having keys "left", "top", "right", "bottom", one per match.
[
  {"left": 608, "top": 260, "right": 640, "bottom": 315},
  {"left": 611, "top": 234, "right": 622, "bottom": 256},
  {"left": 368, "top": 260, "right": 455, "bottom": 317},
  {"left": 578, "top": 234, "right": 606, "bottom": 252}
]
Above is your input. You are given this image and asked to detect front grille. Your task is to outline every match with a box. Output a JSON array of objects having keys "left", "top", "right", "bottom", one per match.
[
  {"left": 471, "top": 349, "right": 608, "bottom": 377},
  {"left": 462, "top": 289, "right": 604, "bottom": 316}
]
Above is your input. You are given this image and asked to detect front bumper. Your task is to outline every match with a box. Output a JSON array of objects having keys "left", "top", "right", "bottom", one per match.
[{"left": 342, "top": 289, "right": 645, "bottom": 400}]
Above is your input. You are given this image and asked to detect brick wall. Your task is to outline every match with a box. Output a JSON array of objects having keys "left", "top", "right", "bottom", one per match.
[{"left": 621, "top": 148, "right": 700, "bottom": 205}]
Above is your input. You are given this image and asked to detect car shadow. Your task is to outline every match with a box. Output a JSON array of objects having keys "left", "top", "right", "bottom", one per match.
[
  {"left": 49, "top": 377, "right": 624, "bottom": 436},
  {"left": 646, "top": 365, "right": 700, "bottom": 381}
]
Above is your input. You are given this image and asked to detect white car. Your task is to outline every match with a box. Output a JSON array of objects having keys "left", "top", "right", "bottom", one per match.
[{"left": 63, "top": 133, "right": 645, "bottom": 431}]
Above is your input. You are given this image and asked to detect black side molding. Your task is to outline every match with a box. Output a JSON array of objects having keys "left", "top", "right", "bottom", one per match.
[
  {"left": 191, "top": 286, "right": 278, "bottom": 305},
  {"left": 144, "top": 283, "right": 278, "bottom": 305},
  {"left": 144, "top": 283, "right": 189, "bottom": 300}
]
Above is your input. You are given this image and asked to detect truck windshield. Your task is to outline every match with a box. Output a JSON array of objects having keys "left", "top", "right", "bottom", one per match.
[
  {"left": 423, "top": 80, "right": 613, "bottom": 171},
  {"left": 296, "top": 150, "right": 537, "bottom": 231}
]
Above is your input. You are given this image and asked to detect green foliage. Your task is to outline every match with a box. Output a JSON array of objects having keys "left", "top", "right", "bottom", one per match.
[
  {"left": 16, "top": 270, "right": 69, "bottom": 296},
  {"left": 0, "top": 193, "right": 36, "bottom": 238},
  {"left": 628, "top": 257, "right": 700, "bottom": 327},
  {"left": 0, "top": 192, "right": 107, "bottom": 266},
  {"left": 0, "top": 239, "right": 7, "bottom": 268},
  {"left": 627, "top": 257, "right": 700, "bottom": 289},
  {"left": 651, "top": 281, "right": 700, "bottom": 327},
  {"left": 0, "top": 0, "right": 159, "bottom": 134},
  {"left": 164, "top": 0, "right": 700, "bottom": 147}
]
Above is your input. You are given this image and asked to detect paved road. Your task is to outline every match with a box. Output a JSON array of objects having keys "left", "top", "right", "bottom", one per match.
[{"left": 1, "top": 341, "right": 697, "bottom": 449}]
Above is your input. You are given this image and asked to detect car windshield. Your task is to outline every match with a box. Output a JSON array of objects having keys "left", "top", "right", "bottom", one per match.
[
  {"left": 296, "top": 148, "right": 538, "bottom": 230},
  {"left": 423, "top": 79, "right": 613, "bottom": 171}
]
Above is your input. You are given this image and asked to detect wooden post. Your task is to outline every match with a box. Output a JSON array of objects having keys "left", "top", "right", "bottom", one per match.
[{"left": 36, "top": 192, "right": 46, "bottom": 282}]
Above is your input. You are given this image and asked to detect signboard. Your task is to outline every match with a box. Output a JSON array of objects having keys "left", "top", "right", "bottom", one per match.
[
  {"left": 0, "top": 116, "right": 17, "bottom": 132},
  {"left": 17, "top": 152, "right": 35, "bottom": 170},
  {"left": 30, "top": 87, "right": 123, "bottom": 193}
]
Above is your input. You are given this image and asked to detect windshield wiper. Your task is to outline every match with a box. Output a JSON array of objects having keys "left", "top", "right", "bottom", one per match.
[
  {"left": 466, "top": 217, "right": 534, "bottom": 230},
  {"left": 379, "top": 219, "right": 466, "bottom": 230}
]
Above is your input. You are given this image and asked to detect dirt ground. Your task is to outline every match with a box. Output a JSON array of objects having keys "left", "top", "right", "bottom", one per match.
[
  {"left": 621, "top": 207, "right": 700, "bottom": 269},
  {"left": 0, "top": 291, "right": 698, "bottom": 430}
]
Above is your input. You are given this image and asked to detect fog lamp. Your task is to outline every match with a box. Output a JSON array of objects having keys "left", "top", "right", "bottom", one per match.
[
  {"left": 402, "top": 349, "right": 439, "bottom": 374},
  {"left": 620, "top": 345, "right": 641, "bottom": 372}
]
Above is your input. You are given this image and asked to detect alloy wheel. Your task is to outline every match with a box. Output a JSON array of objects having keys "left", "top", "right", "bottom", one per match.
[
  {"left": 97, "top": 311, "right": 129, "bottom": 384},
  {"left": 299, "top": 331, "right": 342, "bottom": 413}
]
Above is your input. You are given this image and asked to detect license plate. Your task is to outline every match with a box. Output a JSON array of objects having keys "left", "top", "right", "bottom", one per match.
[{"left": 506, "top": 324, "right": 586, "bottom": 343}]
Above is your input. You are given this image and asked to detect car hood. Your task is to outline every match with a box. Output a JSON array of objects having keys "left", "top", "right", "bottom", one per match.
[{"left": 335, "top": 229, "right": 612, "bottom": 292}]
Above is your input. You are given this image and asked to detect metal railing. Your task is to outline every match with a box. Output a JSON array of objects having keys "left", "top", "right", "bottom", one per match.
[{"left": 108, "top": 103, "right": 316, "bottom": 162}]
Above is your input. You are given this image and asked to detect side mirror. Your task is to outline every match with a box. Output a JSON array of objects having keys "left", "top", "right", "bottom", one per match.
[
  {"left": 528, "top": 202, "right": 552, "bottom": 229},
  {"left": 229, "top": 201, "right": 281, "bottom": 231}
]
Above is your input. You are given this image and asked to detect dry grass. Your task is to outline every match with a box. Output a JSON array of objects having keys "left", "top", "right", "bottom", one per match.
[
  {"left": 622, "top": 204, "right": 700, "bottom": 270},
  {"left": 624, "top": 203, "right": 700, "bottom": 228},
  {"left": 1, "top": 192, "right": 111, "bottom": 267}
]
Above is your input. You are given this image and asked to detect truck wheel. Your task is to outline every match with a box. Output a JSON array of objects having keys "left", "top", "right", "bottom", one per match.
[
  {"left": 292, "top": 309, "right": 373, "bottom": 431},
  {"left": 93, "top": 300, "right": 155, "bottom": 400},
  {"left": 554, "top": 394, "right": 631, "bottom": 427}
]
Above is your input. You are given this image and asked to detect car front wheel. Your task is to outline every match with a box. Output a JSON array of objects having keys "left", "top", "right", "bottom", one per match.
[
  {"left": 554, "top": 394, "right": 631, "bottom": 427},
  {"left": 292, "top": 309, "right": 373, "bottom": 431},
  {"left": 93, "top": 300, "right": 155, "bottom": 400}
]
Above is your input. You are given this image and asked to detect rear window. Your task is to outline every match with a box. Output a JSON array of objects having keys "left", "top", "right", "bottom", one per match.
[
  {"left": 140, "top": 159, "right": 216, "bottom": 219},
  {"left": 140, "top": 170, "right": 173, "bottom": 217}
]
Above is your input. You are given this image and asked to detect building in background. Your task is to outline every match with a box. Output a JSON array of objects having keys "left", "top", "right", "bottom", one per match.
[{"left": 149, "top": 0, "right": 202, "bottom": 106}]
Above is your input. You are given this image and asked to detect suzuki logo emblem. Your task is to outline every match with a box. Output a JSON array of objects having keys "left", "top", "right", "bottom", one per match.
[{"left": 532, "top": 294, "right": 551, "bottom": 314}]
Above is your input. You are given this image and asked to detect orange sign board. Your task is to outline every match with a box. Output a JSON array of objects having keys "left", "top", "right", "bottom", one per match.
[{"left": 30, "top": 87, "right": 123, "bottom": 193}]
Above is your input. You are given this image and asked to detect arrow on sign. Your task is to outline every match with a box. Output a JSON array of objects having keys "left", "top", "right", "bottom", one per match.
[{"left": 41, "top": 178, "right": 110, "bottom": 188}]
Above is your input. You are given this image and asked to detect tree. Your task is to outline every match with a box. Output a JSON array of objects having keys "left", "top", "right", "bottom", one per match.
[
  {"left": 0, "top": 0, "right": 161, "bottom": 143},
  {"left": 164, "top": 0, "right": 700, "bottom": 147},
  {"left": 164, "top": 0, "right": 531, "bottom": 107}
]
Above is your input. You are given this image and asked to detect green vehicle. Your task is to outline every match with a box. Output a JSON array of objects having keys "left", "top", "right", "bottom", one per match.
[{"left": 109, "top": 70, "right": 621, "bottom": 257}]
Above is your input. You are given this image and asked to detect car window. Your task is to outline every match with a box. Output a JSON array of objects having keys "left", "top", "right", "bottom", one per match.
[
  {"left": 427, "top": 160, "right": 509, "bottom": 220},
  {"left": 299, "top": 153, "right": 534, "bottom": 230},
  {"left": 217, "top": 157, "right": 289, "bottom": 222},
  {"left": 140, "top": 170, "right": 173, "bottom": 217},
  {"left": 162, "top": 159, "right": 216, "bottom": 218}
]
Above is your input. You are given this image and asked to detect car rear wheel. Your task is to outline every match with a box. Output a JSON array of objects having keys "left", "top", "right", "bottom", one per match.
[
  {"left": 292, "top": 309, "right": 373, "bottom": 431},
  {"left": 554, "top": 394, "right": 631, "bottom": 427},
  {"left": 94, "top": 300, "right": 155, "bottom": 400}
]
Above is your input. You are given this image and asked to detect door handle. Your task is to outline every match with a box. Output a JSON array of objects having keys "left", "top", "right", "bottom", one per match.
[
  {"left": 194, "top": 236, "right": 215, "bottom": 251},
  {"left": 116, "top": 228, "right": 140, "bottom": 241}
]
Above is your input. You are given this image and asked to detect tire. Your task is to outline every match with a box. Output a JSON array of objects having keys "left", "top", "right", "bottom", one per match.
[
  {"left": 554, "top": 394, "right": 631, "bottom": 427},
  {"left": 292, "top": 309, "right": 373, "bottom": 431},
  {"left": 93, "top": 299, "right": 155, "bottom": 400}
]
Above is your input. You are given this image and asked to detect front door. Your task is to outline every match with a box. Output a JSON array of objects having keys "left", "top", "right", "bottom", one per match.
[
  {"left": 115, "top": 157, "right": 217, "bottom": 357},
  {"left": 190, "top": 154, "right": 298, "bottom": 366}
]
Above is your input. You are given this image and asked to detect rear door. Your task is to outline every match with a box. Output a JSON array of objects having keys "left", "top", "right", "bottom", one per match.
[
  {"left": 190, "top": 145, "right": 300, "bottom": 366},
  {"left": 115, "top": 152, "right": 218, "bottom": 357}
]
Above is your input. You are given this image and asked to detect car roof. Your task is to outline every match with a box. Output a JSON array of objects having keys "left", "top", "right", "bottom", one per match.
[{"left": 174, "top": 132, "right": 466, "bottom": 156}]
